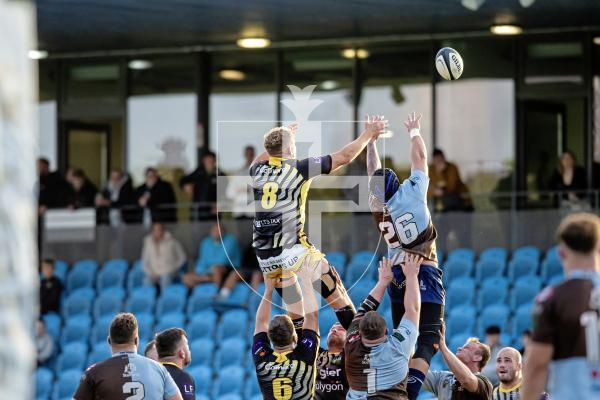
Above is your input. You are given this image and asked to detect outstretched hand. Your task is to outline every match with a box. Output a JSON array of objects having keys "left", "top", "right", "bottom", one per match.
[
  {"left": 378, "top": 257, "right": 395, "bottom": 285},
  {"left": 403, "top": 112, "right": 422, "bottom": 132},
  {"left": 365, "top": 114, "right": 389, "bottom": 142},
  {"left": 401, "top": 253, "right": 423, "bottom": 278}
]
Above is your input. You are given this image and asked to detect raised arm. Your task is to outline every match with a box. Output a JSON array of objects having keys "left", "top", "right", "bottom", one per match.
[
  {"left": 404, "top": 112, "right": 428, "bottom": 175},
  {"left": 370, "top": 257, "right": 395, "bottom": 302},
  {"left": 438, "top": 323, "right": 480, "bottom": 392},
  {"left": 366, "top": 140, "right": 382, "bottom": 177},
  {"left": 254, "top": 277, "right": 276, "bottom": 335},
  {"left": 400, "top": 253, "right": 422, "bottom": 327},
  {"left": 330, "top": 114, "right": 387, "bottom": 172}
]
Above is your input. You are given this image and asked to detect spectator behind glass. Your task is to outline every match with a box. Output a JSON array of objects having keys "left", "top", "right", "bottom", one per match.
[
  {"left": 182, "top": 223, "right": 242, "bottom": 300},
  {"left": 96, "top": 169, "right": 137, "bottom": 226},
  {"left": 549, "top": 150, "right": 587, "bottom": 203},
  {"left": 37, "top": 319, "right": 54, "bottom": 366},
  {"left": 482, "top": 326, "right": 504, "bottom": 386},
  {"left": 37, "top": 158, "right": 71, "bottom": 214},
  {"left": 225, "top": 145, "right": 255, "bottom": 219},
  {"left": 67, "top": 168, "right": 98, "bottom": 209},
  {"left": 40, "top": 258, "right": 63, "bottom": 315},
  {"left": 428, "top": 149, "right": 472, "bottom": 212},
  {"left": 137, "top": 167, "right": 177, "bottom": 226},
  {"left": 180, "top": 151, "right": 225, "bottom": 220},
  {"left": 141, "top": 223, "right": 187, "bottom": 291}
]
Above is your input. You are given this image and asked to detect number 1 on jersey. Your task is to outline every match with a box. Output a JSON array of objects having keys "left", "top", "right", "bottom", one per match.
[
  {"left": 363, "top": 368, "right": 377, "bottom": 394},
  {"left": 261, "top": 182, "right": 279, "bottom": 209}
]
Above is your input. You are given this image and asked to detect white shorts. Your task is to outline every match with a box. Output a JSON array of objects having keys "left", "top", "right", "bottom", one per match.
[{"left": 257, "top": 244, "right": 323, "bottom": 277}]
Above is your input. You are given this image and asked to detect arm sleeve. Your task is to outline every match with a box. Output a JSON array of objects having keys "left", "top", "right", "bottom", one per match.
[
  {"left": 401, "top": 169, "right": 429, "bottom": 201},
  {"left": 473, "top": 374, "right": 493, "bottom": 397},
  {"left": 297, "top": 155, "right": 333, "bottom": 178},
  {"left": 196, "top": 239, "right": 210, "bottom": 274},
  {"left": 161, "top": 364, "right": 180, "bottom": 399},
  {"left": 252, "top": 332, "right": 273, "bottom": 365},
  {"left": 531, "top": 288, "right": 556, "bottom": 344},
  {"left": 389, "top": 317, "right": 419, "bottom": 360},
  {"left": 298, "top": 329, "right": 321, "bottom": 364},
  {"left": 347, "top": 295, "right": 380, "bottom": 334},
  {"left": 72, "top": 369, "right": 95, "bottom": 400},
  {"left": 422, "top": 370, "right": 443, "bottom": 394}
]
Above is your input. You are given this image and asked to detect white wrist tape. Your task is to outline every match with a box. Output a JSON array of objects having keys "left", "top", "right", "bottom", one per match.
[{"left": 409, "top": 128, "right": 421, "bottom": 139}]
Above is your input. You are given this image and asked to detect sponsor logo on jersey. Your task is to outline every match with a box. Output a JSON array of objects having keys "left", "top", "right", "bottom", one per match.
[{"left": 123, "top": 363, "right": 136, "bottom": 378}]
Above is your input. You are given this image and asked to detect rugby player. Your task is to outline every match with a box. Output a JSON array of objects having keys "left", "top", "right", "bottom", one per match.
[
  {"left": 345, "top": 255, "right": 421, "bottom": 399},
  {"left": 523, "top": 213, "right": 600, "bottom": 400},
  {"left": 493, "top": 347, "right": 550, "bottom": 400},
  {"left": 144, "top": 339, "right": 158, "bottom": 361},
  {"left": 367, "top": 111, "right": 444, "bottom": 399},
  {"left": 155, "top": 328, "right": 195, "bottom": 400},
  {"left": 315, "top": 323, "right": 348, "bottom": 399},
  {"left": 250, "top": 116, "right": 387, "bottom": 329},
  {"left": 252, "top": 269, "right": 321, "bottom": 399},
  {"left": 73, "top": 313, "right": 182, "bottom": 400}
]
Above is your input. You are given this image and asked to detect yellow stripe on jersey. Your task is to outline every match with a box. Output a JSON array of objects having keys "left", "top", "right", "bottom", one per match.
[
  {"left": 269, "top": 156, "right": 283, "bottom": 167},
  {"left": 273, "top": 350, "right": 292, "bottom": 363}
]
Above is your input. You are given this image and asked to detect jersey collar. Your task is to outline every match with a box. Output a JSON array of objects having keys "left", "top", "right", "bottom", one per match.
[
  {"left": 161, "top": 361, "right": 181, "bottom": 369},
  {"left": 268, "top": 156, "right": 284, "bottom": 167},
  {"left": 498, "top": 380, "right": 522, "bottom": 393}
]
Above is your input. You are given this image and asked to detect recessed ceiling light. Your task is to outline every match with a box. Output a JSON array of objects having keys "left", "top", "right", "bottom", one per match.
[
  {"left": 128, "top": 60, "right": 153, "bottom": 70},
  {"left": 219, "top": 69, "right": 246, "bottom": 81},
  {"left": 594, "top": 37, "right": 600, "bottom": 46},
  {"left": 321, "top": 80, "right": 339, "bottom": 90},
  {"left": 490, "top": 24, "right": 523, "bottom": 35},
  {"left": 341, "top": 48, "right": 370, "bottom": 59},
  {"left": 461, "top": 0, "right": 486, "bottom": 11},
  {"left": 28, "top": 50, "right": 48, "bottom": 60},
  {"left": 236, "top": 38, "right": 271, "bottom": 49}
]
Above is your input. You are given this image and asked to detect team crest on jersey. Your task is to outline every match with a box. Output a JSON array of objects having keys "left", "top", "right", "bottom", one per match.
[
  {"left": 301, "top": 337, "right": 314, "bottom": 348},
  {"left": 361, "top": 354, "right": 371, "bottom": 365},
  {"left": 123, "top": 363, "right": 136, "bottom": 378}
]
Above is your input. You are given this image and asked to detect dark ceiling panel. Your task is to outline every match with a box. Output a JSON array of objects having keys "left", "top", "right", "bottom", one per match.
[{"left": 36, "top": 0, "right": 600, "bottom": 53}]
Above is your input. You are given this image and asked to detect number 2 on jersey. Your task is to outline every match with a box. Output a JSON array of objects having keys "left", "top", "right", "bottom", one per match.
[
  {"left": 272, "top": 377, "right": 292, "bottom": 400},
  {"left": 261, "top": 182, "right": 279, "bottom": 209},
  {"left": 379, "top": 212, "right": 418, "bottom": 248},
  {"left": 123, "top": 382, "right": 144, "bottom": 400}
]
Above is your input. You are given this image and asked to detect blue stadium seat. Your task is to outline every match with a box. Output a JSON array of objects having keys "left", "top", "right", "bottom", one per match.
[
  {"left": 136, "top": 312, "right": 155, "bottom": 341},
  {"left": 196, "top": 396, "right": 210, "bottom": 400},
  {"left": 155, "top": 284, "right": 188, "bottom": 317},
  {"left": 244, "top": 373, "right": 260, "bottom": 399},
  {"left": 87, "top": 342, "right": 111, "bottom": 366},
  {"left": 479, "top": 247, "right": 508, "bottom": 263},
  {"left": 217, "top": 395, "right": 243, "bottom": 400},
  {"left": 56, "top": 342, "right": 88, "bottom": 371},
  {"left": 96, "top": 259, "right": 128, "bottom": 290},
  {"left": 62, "top": 288, "right": 94, "bottom": 318},
  {"left": 60, "top": 315, "right": 92, "bottom": 345},
  {"left": 507, "top": 257, "right": 538, "bottom": 280},
  {"left": 188, "top": 365, "right": 212, "bottom": 395},
  {"left": 126, "top": 260, "right": 145, "bottom": 290},
  {"left": 214, "top": 337, "right": 246, "bottom": 369},
  {"left": 446, "top": 305, "right": 476, "bottom": 337},
  {"left": 512, "top": 304, "right": 533, "bottom": 337},
  {"left": 250, "top": 395, "right": 264, "bottom": 400},
  {"left": 214, "top": 283, "right": 250, "bottom": 311},
  {"left": 351, "top": 250, "right": 379, "bottom": 265},
  {"left": 36, "top": 367, "right": 54, "bottom": 400},
  {"left": 445, "top": 277, "right": 475, "bottom": 310},
  {"left": 442, "top": 258, "right": 473, "bottom": 286},
  {"left": 155, "top": 312, "right": 186, "bottom": 333},
  {"left": 478, "top": 304, "right": 510, "bottom": 337},
  {"left": 216, "top": 309, "right": 249, "bottom": 340},
  {"left": 477, "top": 277, "right": 509, "bottom": 310},
  {"left": 66, "top": 260, "right": 97, "bottom": 292},
  {"left": 54, "top": 260, "right": 69, "bottom": 282},
  {"left": 348, "top": 279, "right": 375, "bottom": 309},
  {"left": 52, "top": 369, "right": 82, "bottom": 400},
  {"left": 345, "top": 261, "right": 372, "bottom": 285},
  {"left": 90, "top": 315, "right": 113, "bottom": 344},
  {"left": 248, "top": 283, "right": 265, "bottom": 313},
  {"left": 512, "top": 246, "right": 540, "bottom": 262},
  {"left": 43, "top": 312, "right": 62, "bottom": 339},
  {"left": 510, "top": 276, "right": 542, "bottom": 310},
  {"left": 187, "top": 309, "right": 218, "bottom": 339},
  {"left": 212, "top": 365, "right": 244, "bottom": 397},
  {"left": 319, "top": 307, "right": 338, "bottom": 339},
  {"left": 327, "top": 251, "right": 347, "bottom": 267},
  {"left": 540, "top": 257, "right": 563, "bottom": 283},
  {"left": 448, "top": 333, "right": 471, "bottom": 352},
  {"left": 93, "top": 288, "right": 125, "bottom": 319},
  {"left": 187, "top": 283, "right": 218, "bottom": 315},
  {"left": 190, "top": 338, "right": 215, "bottom": 366},
  {"left": 447, "top": 248, "right": 475, "bottom": 263},
  {"left": 474, "top": 258, "right": 505, "bottom": 283},
  {"left": 544, "top": 246, "right": 559, "bottom": 261},
  {"left": 437, "top": 250, "right": 444, "bottom": 264},
  {"left": 547, "top": 275, "right": 564, "bottom": 286},
  {"left": 124, "top": 286, "right": 156, "bottom": 315}
]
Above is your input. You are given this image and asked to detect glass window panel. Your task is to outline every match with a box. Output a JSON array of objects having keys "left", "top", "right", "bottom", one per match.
[
  {"left": 524, "top": 39, "right": 584, "bottom": 85},
  {"left": 129, "top": 56, "right": 196, "bottom": 95},
  {"left": 38, "top": 100, "right": 57, "bottom": 168},
  {"left": 65, "top": 63, "right": 120, "bottom": 103}
]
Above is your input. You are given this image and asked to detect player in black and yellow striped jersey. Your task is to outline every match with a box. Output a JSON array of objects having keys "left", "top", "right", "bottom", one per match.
[
  {"left": 494, "top": 347, "right": 550, "bottom": 400},
  {"left": 250, "top": 117, "right": 387, "bottom": 329},
  {"left": 252, "top": 273, "right": 320, "bottom": 400}
]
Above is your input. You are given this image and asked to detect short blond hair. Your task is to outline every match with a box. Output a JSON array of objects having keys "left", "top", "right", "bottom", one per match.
[
  {"left": 268, "top": 315, "right": 296, "bottom": 348},
  {"left": 263, "top": 126, "right": 294, "bottom": 157},
  {"left": 467, "top": 337, "right": 491, "bottom": 370}
]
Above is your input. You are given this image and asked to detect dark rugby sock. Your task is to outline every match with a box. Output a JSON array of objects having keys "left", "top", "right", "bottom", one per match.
[{"left": 406, "top": 368, "right": 426, "bottom": 400}]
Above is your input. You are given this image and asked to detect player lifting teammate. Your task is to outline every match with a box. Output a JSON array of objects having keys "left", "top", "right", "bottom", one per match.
[
  {"left": 367, "top": 112, "right": 444, "bottom": 399},
  {"left": 250, "top": 116, "right": 387, "bottom": 329}
]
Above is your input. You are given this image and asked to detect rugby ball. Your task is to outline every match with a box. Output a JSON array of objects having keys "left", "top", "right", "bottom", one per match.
[{"left": 435, "top": 47, "right": 464, "bottom": 80}]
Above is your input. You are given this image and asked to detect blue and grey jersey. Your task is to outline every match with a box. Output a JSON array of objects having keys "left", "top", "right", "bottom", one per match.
[
  {"left": 370, "top": 169, "right": 438, "bottom": 265},
  {"left": 73, "top": 351, "right": 180, "bottom": 400}
]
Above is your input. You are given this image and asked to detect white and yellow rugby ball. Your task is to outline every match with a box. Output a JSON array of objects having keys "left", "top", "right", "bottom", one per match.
[{"left": 435, "top": 47, "right": 464, "bottom": 80}]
